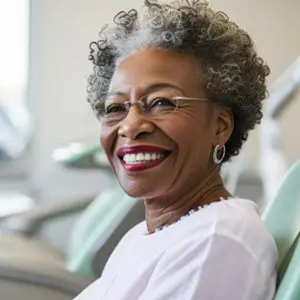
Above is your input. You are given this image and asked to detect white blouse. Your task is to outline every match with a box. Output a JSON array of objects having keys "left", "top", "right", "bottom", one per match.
[{"left": 75, "top": 198, "right": 278, "bottom": 300}]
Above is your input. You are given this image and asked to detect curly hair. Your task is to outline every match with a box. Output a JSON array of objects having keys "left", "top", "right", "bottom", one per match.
[{"left": 87, "top": 0, "right": 270, "bottom": 163}]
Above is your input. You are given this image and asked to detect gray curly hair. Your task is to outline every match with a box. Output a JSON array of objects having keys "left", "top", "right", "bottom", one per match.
[{"left": 87, "top": 0, "right": 270, "bottom": 163}]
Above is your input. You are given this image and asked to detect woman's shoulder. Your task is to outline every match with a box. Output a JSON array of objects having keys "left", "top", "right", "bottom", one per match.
[
  {"left": 165, "top": 197, "right": 278, "bottom": 276},
  {"left": 209, "top": 197, "right": 274, "bottom": 245},
  {"left": 188, "top": 197, "right": 277, "bottom": 254}
]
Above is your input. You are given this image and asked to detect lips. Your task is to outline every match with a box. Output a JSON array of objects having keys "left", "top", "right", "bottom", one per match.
[{"left": 116, "top": 145, "right": 171, "bottom": 172}]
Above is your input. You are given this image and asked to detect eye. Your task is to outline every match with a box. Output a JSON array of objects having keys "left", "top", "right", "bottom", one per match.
[
  {"left": 105, "top": 103, "right": 126, "bottom": 115},
  {"left": 149, "top": 97, "right": 176, "bottom": 108}
]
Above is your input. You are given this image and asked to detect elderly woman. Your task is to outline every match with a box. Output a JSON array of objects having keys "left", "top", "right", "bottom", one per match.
[{"left": 75, "top": 0, "right": 278, "bottom": 299}]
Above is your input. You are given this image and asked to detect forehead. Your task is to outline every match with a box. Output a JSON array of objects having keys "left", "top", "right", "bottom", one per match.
[{"left": 109, "top": 48, "right": 205, "bottom": 96}]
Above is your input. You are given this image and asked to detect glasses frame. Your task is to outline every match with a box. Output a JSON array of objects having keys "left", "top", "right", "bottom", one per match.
[{"left": 94, "top": 95, "right": 209, "bottom": 124}]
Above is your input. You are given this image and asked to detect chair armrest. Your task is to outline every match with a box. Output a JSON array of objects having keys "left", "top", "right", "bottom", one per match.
[{"left": 0, "top": 261, "right": 92, "bottom": 297}]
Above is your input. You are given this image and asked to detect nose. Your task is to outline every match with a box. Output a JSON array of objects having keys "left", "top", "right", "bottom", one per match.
[{"left": 118, "top": 106, "right": 155, "bottom": 140}]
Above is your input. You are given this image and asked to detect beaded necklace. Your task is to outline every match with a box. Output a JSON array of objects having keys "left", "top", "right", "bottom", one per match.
[
  {"left": 147, "top": 197, "right": 231, "bottom": 235},
  {"left": 147, "top": 204, "right": 206, "bottom": 235}
]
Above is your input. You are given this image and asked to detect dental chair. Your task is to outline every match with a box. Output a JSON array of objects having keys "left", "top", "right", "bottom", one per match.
[
  {"left": 0, "top": 187, "right": 144, "bottom": 299},
  {"left": 262, "top": 159, "right": 300, "bottom": 299},
  {"left": 0, "top": 142, "right": 145, "bottom": 299},
  {"left": 0, "top": 258, "right": 89, "bottom": 300}
]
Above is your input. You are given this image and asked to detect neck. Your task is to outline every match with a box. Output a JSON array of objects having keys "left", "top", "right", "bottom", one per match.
[{"left": 144, "top": 166, "right": 231, "bottom": 233}]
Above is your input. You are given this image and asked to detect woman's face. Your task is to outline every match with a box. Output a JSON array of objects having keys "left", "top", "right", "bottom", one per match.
[{"left": 100, "top": 48, "right": 232, "bottom": 199}]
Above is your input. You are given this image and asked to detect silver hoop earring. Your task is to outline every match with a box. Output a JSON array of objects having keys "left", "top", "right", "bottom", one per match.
[{"left": 213, "top": 144, "right": 226, "bottom": 164}]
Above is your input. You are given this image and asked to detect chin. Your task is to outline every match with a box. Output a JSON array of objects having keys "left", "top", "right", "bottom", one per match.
[{"left": 118, "top": 180, "right": 166, "bottom": 200}]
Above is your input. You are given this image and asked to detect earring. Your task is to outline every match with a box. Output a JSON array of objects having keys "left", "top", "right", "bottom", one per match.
[{"left": 213, "top": 144, "right": 226, "bottom": 164}]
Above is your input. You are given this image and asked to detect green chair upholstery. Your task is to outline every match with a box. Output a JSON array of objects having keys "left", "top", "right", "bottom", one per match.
[
  {"left": 262, "top": 159, "right": 300, "bottom": 298},
  {"left": 66, "top": 184, "right": 145, "bottom": 278},
  {"left": 274, "top": 232, "right": 300, "bottom": 300}
]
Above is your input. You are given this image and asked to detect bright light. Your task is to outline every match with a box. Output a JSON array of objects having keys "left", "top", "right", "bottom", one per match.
[{"left": 0, "top": 0, "right": 28, "bottom": 88}]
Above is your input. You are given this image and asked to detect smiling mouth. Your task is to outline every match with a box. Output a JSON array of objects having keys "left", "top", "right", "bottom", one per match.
[{"left": 117, "top": 148, "right": 171, "bottom": 172}]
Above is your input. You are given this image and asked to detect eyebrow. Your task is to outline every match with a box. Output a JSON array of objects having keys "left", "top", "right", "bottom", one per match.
[{"left": 106, "top": 83, "right": 185, "bottom": 99}]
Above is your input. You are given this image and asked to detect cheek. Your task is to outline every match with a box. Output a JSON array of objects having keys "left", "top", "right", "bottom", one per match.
[
  {"left": 164, "top": 113, "right": 214, "bottom": 166},
  {"left": 100, "top": 126, "right": 118, "bottom": 166}
]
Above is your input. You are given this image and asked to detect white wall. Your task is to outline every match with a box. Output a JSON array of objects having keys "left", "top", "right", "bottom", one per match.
[{"left": 28, "top": 0, "right": 300, "bottom": 201}]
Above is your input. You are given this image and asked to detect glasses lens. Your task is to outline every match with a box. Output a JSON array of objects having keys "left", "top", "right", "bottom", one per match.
[
  {"left": 104, "top": 101, "right": 127, "bottom": 123},
  {"left": 96, "top": 91, "right": 180, "bottom": 124},
  {"left": 145, "top": 92, "right": 178, "bottom": 117}
]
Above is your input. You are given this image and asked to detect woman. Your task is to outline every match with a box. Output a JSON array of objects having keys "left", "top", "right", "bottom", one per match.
[{"left": 76, "top": 0, "right": 278, "bottom": 299}]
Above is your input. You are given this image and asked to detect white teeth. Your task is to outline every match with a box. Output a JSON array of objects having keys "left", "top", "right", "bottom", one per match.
[
  {"left": 136, "top": 153, "right": 144, "bottom": 161},
  {"left": 123, "top": 152, "right": 166, "bottom": 164},
  {"left": 145, "top": 153, "right": 151, "bottom": 160},
  {"left": 152, "top": 153, "right": 158, "bottom": 160}
]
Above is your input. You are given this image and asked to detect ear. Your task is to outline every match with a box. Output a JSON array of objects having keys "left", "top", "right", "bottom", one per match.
[{"left": 214, "top": 107, "right": 234, "bottom": 145}]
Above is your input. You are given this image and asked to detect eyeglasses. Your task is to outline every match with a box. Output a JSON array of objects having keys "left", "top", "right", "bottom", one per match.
[{"left": 93, "top": 92, "right": 209, "bottom": 125}]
